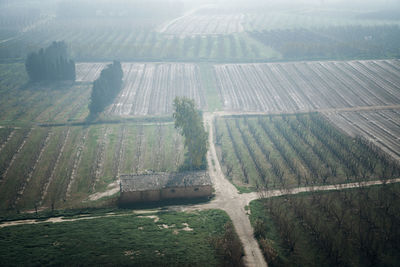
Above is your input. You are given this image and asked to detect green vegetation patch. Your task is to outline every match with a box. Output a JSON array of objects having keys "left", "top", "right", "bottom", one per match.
[
  {"left": 0, "top": 209, "right": 239, "bottom": 266},
  {"left": 0, "top": 63, "right": 90, "bottom": 124},
  {"left": 249, "top": 183, "right": 400, "bottom": 266},
  {"left": 199, "top": 64, "right": 222, "bottom": 112}
]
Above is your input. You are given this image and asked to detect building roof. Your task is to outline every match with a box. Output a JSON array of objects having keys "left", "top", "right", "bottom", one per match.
[{"left": 120, "top": 171, "right": 211, "bottom": 192}]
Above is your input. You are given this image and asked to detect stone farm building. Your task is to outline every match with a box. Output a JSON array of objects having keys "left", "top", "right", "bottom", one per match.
[{"left": 119, "top": 171, "right": 212, "bottom": 204}]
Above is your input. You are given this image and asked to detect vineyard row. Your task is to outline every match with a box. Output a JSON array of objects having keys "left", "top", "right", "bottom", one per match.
[
  {"left": 214, "top": 114, "right": 400, "bottom": 191},
  {"left": 0, "top": 124, "right": 184, "bottom": 212},
  {"left": 325, "top": 109, "right": 400, "bottom": 162}
]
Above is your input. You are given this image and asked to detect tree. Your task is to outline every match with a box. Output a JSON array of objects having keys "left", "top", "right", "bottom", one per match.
[
  {"left": 89, "top": 60, "right": 123, "bottom": 117},
  {"left": 25, "top": 41, "right": 75, "bottom": 82},
  {"left": 173, "top": 97, "right": 208, "bottom": 170}
]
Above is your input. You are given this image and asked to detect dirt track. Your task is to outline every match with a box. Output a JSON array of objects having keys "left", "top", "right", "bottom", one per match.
[{"left": 202, "top": 113, "right": 267, "bottom": 267}]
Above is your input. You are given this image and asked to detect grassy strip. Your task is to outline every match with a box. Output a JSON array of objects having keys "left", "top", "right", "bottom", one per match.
[{"left": 199, "top": 63, "right": 222, "bottom": 112}]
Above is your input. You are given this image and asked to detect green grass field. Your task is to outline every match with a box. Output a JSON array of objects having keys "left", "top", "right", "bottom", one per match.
[
  {"left": 0, "top": 64, "right": 91, "bottom": 124},
  {"left": 0, "top": 209, "right": 243, "bottom": 266}
]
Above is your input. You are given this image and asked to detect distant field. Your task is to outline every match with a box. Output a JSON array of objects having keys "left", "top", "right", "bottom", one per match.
[
  {"left": 250, "top": 25, "right": 400, "bottom": 61},
  {"left": 214, "top": 59, "right": 400, "bottom": 112},
  {"left": 0, "top": 209, "right": 239, "bottom": 266},
  {"left": 214, "top": 114, "right": 400, "bottom": 191},
  {"left": 0, "top": 23, "right": 279, "bottom": 62},
  {"left": 250, "top": 183, "right": 400, "bottom": 266},
  {"left": 243, "top": 10, "right": 400, "bottom": 31},
  {"left": 2, "top": 6, "right": 400, "bottom": 62},
  {"left": 159, "top": 14, "right": 244, "bottom": 35},
  {"left": 0, "top": 123, "right": 184, "bottom": 212},
  {"left": 325, "top": 109, "right": 400, "bottom": 161}
]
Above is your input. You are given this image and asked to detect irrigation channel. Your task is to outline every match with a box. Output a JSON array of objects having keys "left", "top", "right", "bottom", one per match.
[{"left": 1, "top": 111, "right": 400, "bottom": 267}]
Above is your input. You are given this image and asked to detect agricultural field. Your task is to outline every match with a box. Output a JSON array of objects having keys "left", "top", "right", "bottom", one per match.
[
  {"left": 214, "top": 59, "right": 400, "bottom": 112},
  {"left": 243, "top": 10, "right": 400, "bottom": 31},
  {"left": 0, "top": 209, "right": 243, "bottom": 266},
  {"left": 325, "top": 109, "right": 400, "bottom": 162},
  {"left": 0, "top": 23, "right": 279, "bottom": 62},
  {"left": 77, "top": 63, "right": 208, "bottom": 116},
  {"left": 0, "top": 62, "right": 213, "bottom": 123},
  {"left": 214, "top": 114, "right": 400, "bottom": 191},
  {"left": 250, "top": 183, "right": 400, "bottom": 266},
  {"left": 249, "top": 25, "right": 400, "bottom": 61},
  {"left": 0, "top": 3, "right": 281, "bottom": 62},
  {"left": 0, "top": 63, "right": 91, "bottom": 124},
  {"left": 0, "top": 5, "right": 54, "bottom": 41},
  {"left": 0, "top": 123, "right": 184, "bottom": 212},
  {"left": 159, "top": 13, "right": 244, "bottom": 35}
]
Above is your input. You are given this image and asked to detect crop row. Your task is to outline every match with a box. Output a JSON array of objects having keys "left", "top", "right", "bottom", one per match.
[
  {"left": 0, "top": 7, "right": 44, "bottom": 35},
  {"left": 214, "top": 114, "right": 400, "bottom": 191},
  {"left": 159, "top": 14, "right": 244, "bottom": 35},
  {"left": 214, "top": 59, "right": 400, "bottom": 112},
  {"left": 0, "top": 22, "right": 275, "bottom": 61},
  {"left": 325, "top": 109, "right": 400, "bottom": 162},
  {"left": 0, "top": 63, "right": 91, "bottom": 123},
  {"left": 0, "top": 123, "right": 184, "bottom": 212},
  {"left": 250, "top": 183, "right": 400, "bottom": 266},
  {"left": 77, "top": 63, "right": 207, "bottom": 116},
  {"left": 243, "top": 11, "right": 400, "bottom": 31}
]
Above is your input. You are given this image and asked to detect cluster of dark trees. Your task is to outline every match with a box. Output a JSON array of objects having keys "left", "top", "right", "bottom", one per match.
[
  {"left": 250, "top": 25, "right": 400, "bottom": 60},
  {"left": 210, "top": 222, "right": 244, "bottom": 267},
  {"left": 89, "top": 61, "right": 123, "bottom": 116},
  {"left": 173, "top": 97, "right": 208, "bottom": 171},
  {"left": 254, "top": 182, "right": 400, "bottom": 266},
  {"left": 25, "top": 41, "right": 75, "bottom": 82}
]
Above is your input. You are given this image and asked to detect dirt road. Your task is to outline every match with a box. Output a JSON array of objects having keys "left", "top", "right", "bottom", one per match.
[{"left": 203, "top": 113, "right": 268, "bottom": 267}]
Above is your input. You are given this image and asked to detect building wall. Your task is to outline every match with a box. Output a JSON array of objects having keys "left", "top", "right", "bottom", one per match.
[
  {"left": 161, "top": 185, "right": 212, "bottom": 199},
  {"left": 119, "top": 185, "right": 212, "bottom": 204}
]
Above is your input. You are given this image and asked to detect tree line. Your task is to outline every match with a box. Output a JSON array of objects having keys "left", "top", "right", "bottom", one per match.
[
  {"left": 89, "top": 60, "right": 123, "bottom": 116},
  {"left": 25, "top": 41, "right": 75, "bottom": 82},
  {"left": 252, "top": 182, "right": 400, "bottom": 266},
  {"left": 250, "top": 25, "right": 400, "bottom": 60}
]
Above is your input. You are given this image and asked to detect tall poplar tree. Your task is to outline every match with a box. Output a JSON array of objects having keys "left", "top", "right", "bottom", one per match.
[{"left": 173, "top": 97, "right": 208, "bottom": 170}]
